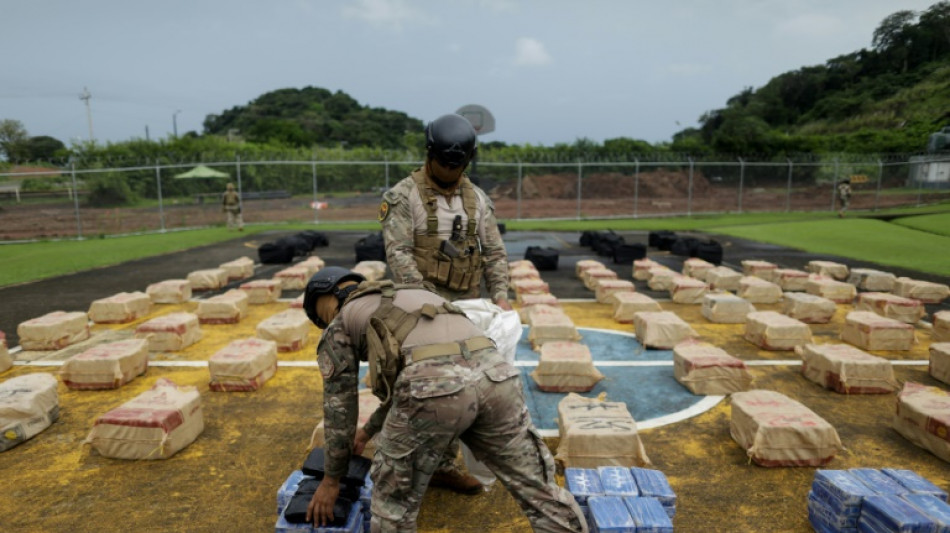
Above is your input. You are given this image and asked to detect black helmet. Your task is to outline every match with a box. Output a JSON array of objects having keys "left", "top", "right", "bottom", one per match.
[
  {"left": 302, "top": 266, "right": 366, "bottom": 328},
  {"left": 425, "top": 114, "right": 477, "bottom": 169}
]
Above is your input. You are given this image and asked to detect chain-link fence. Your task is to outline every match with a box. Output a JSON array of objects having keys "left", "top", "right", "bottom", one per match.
[{"left": 1, "top": 155, "right": 948, "bottom": 240}]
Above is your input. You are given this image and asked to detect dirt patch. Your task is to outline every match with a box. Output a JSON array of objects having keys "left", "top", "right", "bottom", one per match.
[{"left": 492, "top": 170, "right": 713, "bottom": 200}]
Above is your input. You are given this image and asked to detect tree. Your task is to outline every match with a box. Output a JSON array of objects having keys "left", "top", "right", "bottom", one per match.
[
  {"left": 872, "top": 10, "right": 918, "bottom": 72},
  {"left": 22, "top": 136, "right": 66, "bottom": 161},
  {"left": 0, "top": 119, "right": 29, "bottom": 162}
]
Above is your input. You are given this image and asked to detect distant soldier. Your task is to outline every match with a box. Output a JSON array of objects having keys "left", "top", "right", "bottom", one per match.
[
  {"left": 222, "top": 182, "right": 243, "bottom": 230},
  {"left": 837, "top": 178, "right": 852, "bottom": 218}
]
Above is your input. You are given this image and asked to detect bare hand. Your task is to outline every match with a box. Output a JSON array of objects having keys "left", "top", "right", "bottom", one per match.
[
  {"left": 353, "top": 428, "right": 371, "bottom": 456},
  {"left": 306, "top": 477, "right": 340, "bottom": 527},
  {"left": 494, "top": 297, "right": 513, "bottom": 311}
]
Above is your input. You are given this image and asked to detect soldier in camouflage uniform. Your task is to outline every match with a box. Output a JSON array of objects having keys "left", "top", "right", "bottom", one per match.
[
  {"left": 302, "top": 267, "right": 587, "bottom": 533},
  {"left": 221, "top": 182, "right": 243, "bottom": 231}
]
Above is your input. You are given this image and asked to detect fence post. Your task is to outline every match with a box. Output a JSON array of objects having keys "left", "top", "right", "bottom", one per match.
[
  {"left": 633, "top": 158, "right": 639, "bottom": 219},
  {"left": 576, "top": 160, "right": 582, "bottom": 220},
  {"left": 312, "top": 160, "right": 319, "bottom": 224},
  {"left": 155, "top": 160, "right": 166, "bottom": 233},
  {"left": 737, "top": 157, "right": 745, "bottom": 213},
  {"left": 384, "top": 158, "right": 390, "bottom": 190},
  {"left": 235, "top": 155, "right": 243, "bottom": 220},
  {"left": 874, "top": 158, "right": 883, "bottom": 212},
  {"left": 785, "top": 158, "right": 793, "bottom": 213},
  {"left": 916, "top": 163, "right": 923, "bottom": 207},
  {"left": 687, "top": 157, "right": 694, "bottom": 216},
  {"left": 516, "top": 160, "right": 523, "bottom": 220},
  {"left": 70, "top": 161, "right": 83, "bottom": 240},
  {"left": 831, "top": 157, "right": 839, "bottom": 212}
]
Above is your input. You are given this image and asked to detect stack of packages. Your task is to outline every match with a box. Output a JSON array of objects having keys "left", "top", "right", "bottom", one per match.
[
  {"left": 744, "top": 311, "right": 813, "bottom": 351},
  {"left": 730, "top": 389, "right": 842, "bottom": 467},
  {"left": 257, "top": 309, "right": 311, "bottom": 352},
  {"left": 18, "top": 311, "right": 90, "bottom": 351},
  {"left": 511, "top": 259, "right": 542, "bottom": 284},
  {"left": 583, "top": 267, "right": 619, "bottom": 291},
  {"left": 933, "top": 311, "right": 950, "bottom": 341},
  {"left": 555, "top": 393, "right": 650, "bottom": 469},
  {"left": 84, "top": 378, "right": 203, "bottom": 459},
  {"left": 276, "top": 448, "right": 370, "bottom": 532},
  {"left": 612, "top": 293, "right": 662, "bottom": 324},
  {"left": 682, "top": 257, "right": 715, "bottom": 281},
  {"left": 806, "top": 275, "right": 857, "bottom": 304},
  {"left": 847, "top": 268, "right": 897, "bottom": 292},
  {"left": 894, "top": 382, "right": 950, "bottom": 462},
  {"left": 527, "top": 307, "right": 581, "bottom": 350},
  {"left": 219, "top": 256, "right": 255, "bottom": 282},
  {"left": 208, "top": 338, "right": 278, "bottom": 392},
  {"left": 135, "top": 312, "right": 203, "bottom": 351},
  {"left": 530, "top": 341, "right": 604, "bottom": 392},
  {"left": 841, "top": 311, "right": 915, "bottom": 351},
  {"left": 352, "top": 260, "right": 387, "bottom": 282},
  {"left": 701, "top": 293, "right": 755, "bottom": 324},
  {"left": 196, "top": 289, "right": 249, "bottom": 325},
  {"left": 774, "top": 268, "right": 810, "bottom": 292},
  {"left": 567, "top": 466, "right": 676, "bottom": 532},
  {"left": 806, "top": 260, "right": 850, "bottom": 281},
  {"left": 808, "top": 468, "right": 950, "bottom": 533},
  {"left": 87, "top": 291, "right": 152, "bottom": 324},
  {"left": 0, "top": 331, "right": 10, "bottom": 373},
  {"left": 855, "top": 292, "right": 925, "bottom": 324},
  {"left": 669, "top": 277, "right": 707, "bottom": 304},
  {"left": 932, "top": 343, "right": 950, "bottom": 385},
  {"left": 59, "top": 338, "right": 149, "bottom": 390},
  {"left": 146, "top": 279, "right": 191, "bottom": 304},
  {"left": 632, "top": 258, "right": 662, "bottom": 281},
  {"left": 577, "top": 259, "right": 607, "bottom": 279},
  {"left": 737, "top": 276, "right": 783, "bottom": 304},
  {"left": 187, "top": 268, "right": 228, "bottom": 291},
  {"left": 796, "top": 343, "right": 898, "bottom": 394},
  {"left": 239, "top": 279, "right": 283, "bottom": 304},
  {"left": 0, "top": 373, "right": 59, "bottom": 452},
  {"left": 706, "top": 266, "right": 742, "bottom": 292},
  {"left": 310, "top": 389, "right": 380, "bottom": 460},
  {"left": 634, "top": 311, "right": 698, "bottom": 350},
  {"left": 741, "top": 259, "right": 778, "bottom": 282},
  {"left": 893, "top": 277, "right": 950, "bottom": 304},
  {"left": 673, "top": 340, "right": 752, "bottom": 395},
  {"left": 595, "top": 279, "right": 636, "bottom": 304},
  {"left": 512, "top": 278, "right": 551, "bottom": 305},
  {"left": 783, "top": 293, "right": 837, "bottom": 324},
  {"left": 274, "top": 265, "right": 312, "bottom": 291}
]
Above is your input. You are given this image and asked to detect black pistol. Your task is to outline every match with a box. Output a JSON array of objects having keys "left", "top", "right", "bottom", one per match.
[{"left": 450, "top": 215, "right": 463, "bottom": 241}]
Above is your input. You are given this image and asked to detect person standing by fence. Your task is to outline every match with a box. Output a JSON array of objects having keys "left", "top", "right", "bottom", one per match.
[
  {"left": 836, "top": 178, "right": 852, "bottom": 217},
  {"left": 222, "top": 182, "right": 243, "bottom": 230}
]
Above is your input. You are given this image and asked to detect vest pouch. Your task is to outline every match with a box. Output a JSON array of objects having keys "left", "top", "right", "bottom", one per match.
[
  {"left": 484, "top": 360, "right": 520, "bottom": 383},
  {"left": 448, "top": 261, "right": 467, "bottom": 291},
  {"left": 409, "top": 374, "right": 466, "bottom": 400},
  {"left": 435, "top": 258, "right": 451, "bottom": 285}
]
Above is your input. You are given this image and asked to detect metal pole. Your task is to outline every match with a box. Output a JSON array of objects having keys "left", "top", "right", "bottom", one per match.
[
  {"left": 916, "top": 163, "right": 923, "bottom": 207},
  {"left": 384, "top": 159, "right": 390, "bottom": 189},
  {"left": 576, "top": 161, "right": 582, "bottom": 220},
  {"left": 633, "top": 158, "right": 639, "bottom": 219},
  {"left": 312, "top": 161, "right": 319, "bottom": 224},
  {"left": 874, "top": 159, "right": 883, "bottom": 211},
  {"left": 236, "top": 155, "right": 243, "bottom": 218},
  {"left": 155, "top": 161, "right": 166, "bottom": 233},
  {"left": 516, "top": 161, "right": 523, "bottom": 220},
  {"left": 785, "top": 158, "right": 793, "bottom": 212},
  {"left": 737, "top": 157, "right": 745, "bottom": 213},
  {"left": 687, "top": 157, "right": 694, "bottom": 216},
  {"left": 70, "top": 161, "right": 83, "bottom": 240},
  {"left": 831, "top": 157, "right": 839, "bottom": 212}
]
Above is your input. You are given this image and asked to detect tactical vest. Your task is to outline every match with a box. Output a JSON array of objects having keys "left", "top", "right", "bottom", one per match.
[{"left": 410, "top": 171, "right": 484, "bottom": 293}]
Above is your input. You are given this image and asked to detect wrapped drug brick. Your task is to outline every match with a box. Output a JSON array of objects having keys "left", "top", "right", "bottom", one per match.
[
  {"left": 352, "top": 260, "right": 387, "bottom": 282},
  {"left": 808, "top": 469, "right": 874, "bottom": 531},
  {"left": 512, "top": 278, "right": 551, "bottom": 302},
  {"left": 60, "top": 338, "right": 149, "bottom": 390},
  {"left": 741, "top": 260, "right": 778, "bottom": 282},
  {"left": 647, "top": 268, "right": 685, "bottom": 292},
  {"left": 783, "top": 293, "right": 837, "bottom": 324},
  {"left": 730, "top": 389, "right": 842, "bottom": 467},
  {"left": 196, "top": 289, "right": 249, "bottom": 325},
  {"left": 186, "top": 268, "right": 228, "bottom": 291},
  {"left": 85, "top": 378, "right": 203, "bottom": 460},
  {"left": 682, "top": 257, "right": 715, "bottom": 281},
  {"left": 218, "top": 256, "right": 255, "bottom": 281},
  {"left": 930, "top": 343, "right": 950, "bottom": 385},
  {"left": 88, "top": 291, "right": 152, "bottom": 324},
  {"left": 669, "top": 276, "right": 707, "bottom": 304},
  {"left": 701, "top": 293, "right": 755, "bottom": 324},
  {"left": 523, "top": 304, "right": 565, "bottom": 326},
  {"left": 847, "top": 268, "right": 896, "bottom": 292},
  {"left": 893, "top": 277, "right": 950, "bottom": 304},
  {"left": 297, "top": 256, "right": 325, "bottom": 276},
  {"left": 0, "top": 373, "right": 59, "bottom": 452},
  {"left": 587, "top": 496, "right": 636, "bottom": 532},
  {"left": 806, "top": 275, "right": 856, "bottom": 303},
  {"left": 509, "top": 259, "right": 537, "bottom": 272},
  {"left": 629, "top": 468, "right": 677, "bottom": 518},
  {"left": 310, "top": 388, "right": 380, "bottom": 460},
  {"left": 257, "top": 309, "right": 311, "bottom": 352},
  {"left": 509, "top": 265, "right": 541, "bottom": 282},
  {"left": 634, "top": 311, "right": 698, "bottom": 349},
  {"left": 576, "top": 259, "right": 606, "bottom": 278},
  {"left": 806, "top": 260, "right": 849, "bottom": 280},
  {"left": 565, "top": 468, "right": 604, "bottom": 506},
  {"left": 146, "top": 279, "right": 191, "bottom": 304},
  {"left": 673, "top": 340, "right": 752, "bottom": 395},
  {"left": 208, "top": 337, "right": 278, "bottom": 392},
  {"left": 632, "top": 258, "right": 661, "bottom": 281},
  {"left": 737, "top": 276, "right": 783, "bottom": 304},
  {"left": 273, "top": 265, "right": 311, "bottom": 290},
  {"left": 530, "top": 341, "right": 604, "bottom": 392},
  {"left": 841, "top": 311, "right": 915, "bottom": 351},
  {"left": 797, "top": 343, "right": 898, "bottom": 394},
  {"left": 583, "top": 268, "right": 619, "bottom": 291},
  {"left": 612, "top": 292, "right": 662, "bottom": 324},
  {"left": 555, "top": 393, "right": 650, "bottom": 468},
  {"left": 528, "top": 310, "right": 581, "bottom": 349},
  {"left": 860, "top": 494, "right": 939, "bottom": 533},
  {"left": 744, "top": 311, "right": 812, "bottom": 351},
  {"left": 934, "top": 311, "right": 950, "bottom": 342},
  {"left": 518, "top": 292, "right": 560, "bottom": 319},
  {"left": 623, "top": 497, "right": 674, "bottom": 532},
  {"left": 239, "top": 279, "right": 282, "bottom": 304},
  {"left": 774, "top": 268, "right": 809, "bottom": 292},
  {"left": 0, "top": 331, "right": 10, "bottom": 373},
  {"left": 18, "top": 311, "right": 90, "bottom": 351},
  {"left": 135, "top": 312, "right": 203, "bottom": 352},
  {"left": 289, "top": 293, "right": 305, "bottom": 309},
  {"left": 881, "top": 468, "right": 948, "bottom": 500},
  {"left": 894, "top": 382, "right": 950, "bottom": 463},
  {"left": 706, "top": 266, "right": 742, "bottom": 292},
  {"left": 595, "top": 279, "right": 635, "bottom": 304},
  {"left": 856, "top": 292, "right": 925, "bottom": 324}
]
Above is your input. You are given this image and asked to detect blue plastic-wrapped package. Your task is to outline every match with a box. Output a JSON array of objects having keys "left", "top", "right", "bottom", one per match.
[
  {"left": 630, "top": 468, "right": 676, "bottom": 517},
  {"left": 807, "top": 491, "right": 860, "bottom": 531},
  {"left": 588, "top": 496, "right": 636, "bottom": 533},
  {"left": 598, "top": 466, "right": 639, "bottom": 497},
  {"left": 883, "top": 469, "right": 949, "bottom": 502},
  {"left": 811, "top": 482, "right": 862, "bottom": 522},
  {"left": 566, "top": 468, "right": 605, "bottom": 505},
  {"left": 278, "top": 470, "right": 312, "bottom": 516},
  {"left": 813, "top": 470, "right": 876, "bottom": 509},
  {"left": 858, "top": 494, "right": 934, "bottom": 533},
  {"left": 850, "top": 468, "right": 910, "bottom": 496},
  {"left": 902, "top": 493, "right": 950, "bottom": 532},
  {"left": 275, "top": 513, "right": 316, "bottom": 533},
  {"left": 275, "top": 501, "right": 364, "bottom": 533},
  {"left": 622, "top": 497, "right": 673, "bottom": 533},
  {"left": 359, "top": 472, "right": 373, "bottom": 513}
]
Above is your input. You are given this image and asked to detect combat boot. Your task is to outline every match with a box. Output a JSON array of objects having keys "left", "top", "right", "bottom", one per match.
[{"left": 429, "top": 468, "right": 483, "bottom": 495}]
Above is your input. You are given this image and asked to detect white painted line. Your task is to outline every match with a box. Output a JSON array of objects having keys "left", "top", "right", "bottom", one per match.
[{"left": 14, "top": 360, "right": 321, "bottom": 368}]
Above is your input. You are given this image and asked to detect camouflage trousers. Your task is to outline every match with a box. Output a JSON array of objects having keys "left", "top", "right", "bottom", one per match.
[
  {"left": 225, "top": 209, "right": 243, "bottom": 230},
  {"left": 369, "top": 348, "right": 587, "bottom": 533}
]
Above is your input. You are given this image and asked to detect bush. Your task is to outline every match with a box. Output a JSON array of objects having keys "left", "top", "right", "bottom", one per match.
[{"left": 86, "top": 173, "right": 137, "bottom": 207}]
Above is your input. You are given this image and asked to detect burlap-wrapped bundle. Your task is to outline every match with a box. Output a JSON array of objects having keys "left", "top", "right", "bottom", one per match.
[
  {"left": 805, "top": 275, "right": 856, "bottom": 304},
  {"left": 528, "top": 310, "right": 581, "bottom": 349},
  {"left": 146, "top": 279, "right": 191, "bottom": 304},
  {"left": 741, "top": 260, "right": 778, "bottom": 282},
  {"left": 673, "top": 340, "right": 752, "bottom": 395},
  {"left": 934, "top": 311, "right": 950, "bottom": 342},
  {"left": 530, "top": 341, "right": 604, "bottom": 392},
  {"left": 88, "top": 292, "right": 152, "bottom": 324},
  {"left": 611, "top": 293, "right": 662, "bottom": 324},
  {"left": 352, "top": 260, "right": 387, "bottom": 282},
  {"left": 208, "top": 337, "right": 278, "bottom": 392},
  {"left": 85, "top": 378, "right": 203, "bottom": 460},
  {"left": 257, "top": 309, "right": 311, "bottom": 352},
  {"left": 730, "top": 389, "right": 842, "bottom": 467},
  {"left": 744, "top": 311, "right": 812, "bottom": 351},
  {"left": 186, "top": 268, "right": 228, "bottom": 291},
  {"left": 60, "top": 338, "right": 149, "bottom": 390},
  {"left": 797, "top": 343, "right": 898, "bottom": 394},
  {"left": 782, "top": 293, "right": 837, "bottom": 324},
  {"left": 273, "top": 265, "right": 311, "bottom": 290},
  {"left": 0, "top": 331, "right": 10, "bottom": 373},
  {"left": 582, "top": 268, "right": 619, "bottom": 291},
  {"left": 239, "top": 279, "right": 282, "bottom": 304},
  {"left": 219, "top": 256, "right": 255, "bottom": 281},
  {"left": 289, "top": 293, "right": 305, "bottom": 309},
  {"left": 510, "top": 259, "right": 537, "bottom": 272},
  {"left": 737, "top": 276, "right": 783, "bottom": 304},
  {"left": 706, "top": 266, "right": 742, "bottom": 292},
  {"left": 634, "top": 311, "right": 698, "bottom": 349},
  {"left": 513, "top": 278, "right": 550, "bottom": 299},
  {"left": 510, "top": 266, "right": 541, "bottom": 282},
  {"left": 930, "top": 342, "right": 950, "bottom": 385},
  {"left": 0, "top": 373, "right": 59, "bottom": 452},
  {"left": 670, "top": 277, "right": 707, "bottom": 304},
  {"left": 847, "top": 268, "right": 896, "bottom": 292},
  {"left": 595, "top": 279, "right": 636, "bottom": 304},
  {"left": 576, "top": 259, "right": 606, "bottom": 278},
  {"left": 893, "top": 277, "right": 950, "bottom": 304},
  {"left": 298, "top": 256, "right": 325, "bottom": 276},
  {"left": 774, "top": 269, "right": 810, "bottom": 292},
  {"left": 701, "top": 293, "right": 755, "bottom": 324},
  {"left": 18, "top": 311, "right": 90, "bottom": 351},
  {"left": 196, "top": 289, "right": 249, "bottom": 325},
  {"left": 647, "top": 269, "right": 685, "bottom": 292},
  {"left": 855, "top": 292, "right": 925, "bottom": 324},
  {"left": 555, "top": 393, "right": 650, "bottom": 468},
  {"left": 806, "top": 260, "right": 849, "bottom": 280},
  {"left": 893, "top": 382, "right": 950, "bottom": 463},
  {"left": 135, "top": 312, "right": 202, "bottom": 352},
  {"left": 632, "top": 259, "right": 662, "bottom": 280},
  {"left": 841, "top": 311, "right": 915, "bottom": 351},
  {"left": 310, "top": 388, "right": 380, "bottom": 460},
  {"left": 518, "top": 294, "right": 560, "bottom": 323},
  {"left": 682, "top": 258, "right": 715, "bottom": 281}
]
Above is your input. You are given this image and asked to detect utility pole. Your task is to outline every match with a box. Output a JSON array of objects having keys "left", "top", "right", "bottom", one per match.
[
  {"left": 79, "top": 87, "right": 94, "bottom": 141},
  {"left": 173, "top": 109, "right": 181, "bottom": 138}
]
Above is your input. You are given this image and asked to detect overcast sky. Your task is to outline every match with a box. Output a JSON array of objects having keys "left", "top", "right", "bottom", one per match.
[{"left": 1, "top": 0, "right": 940, "bottom": 148}]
